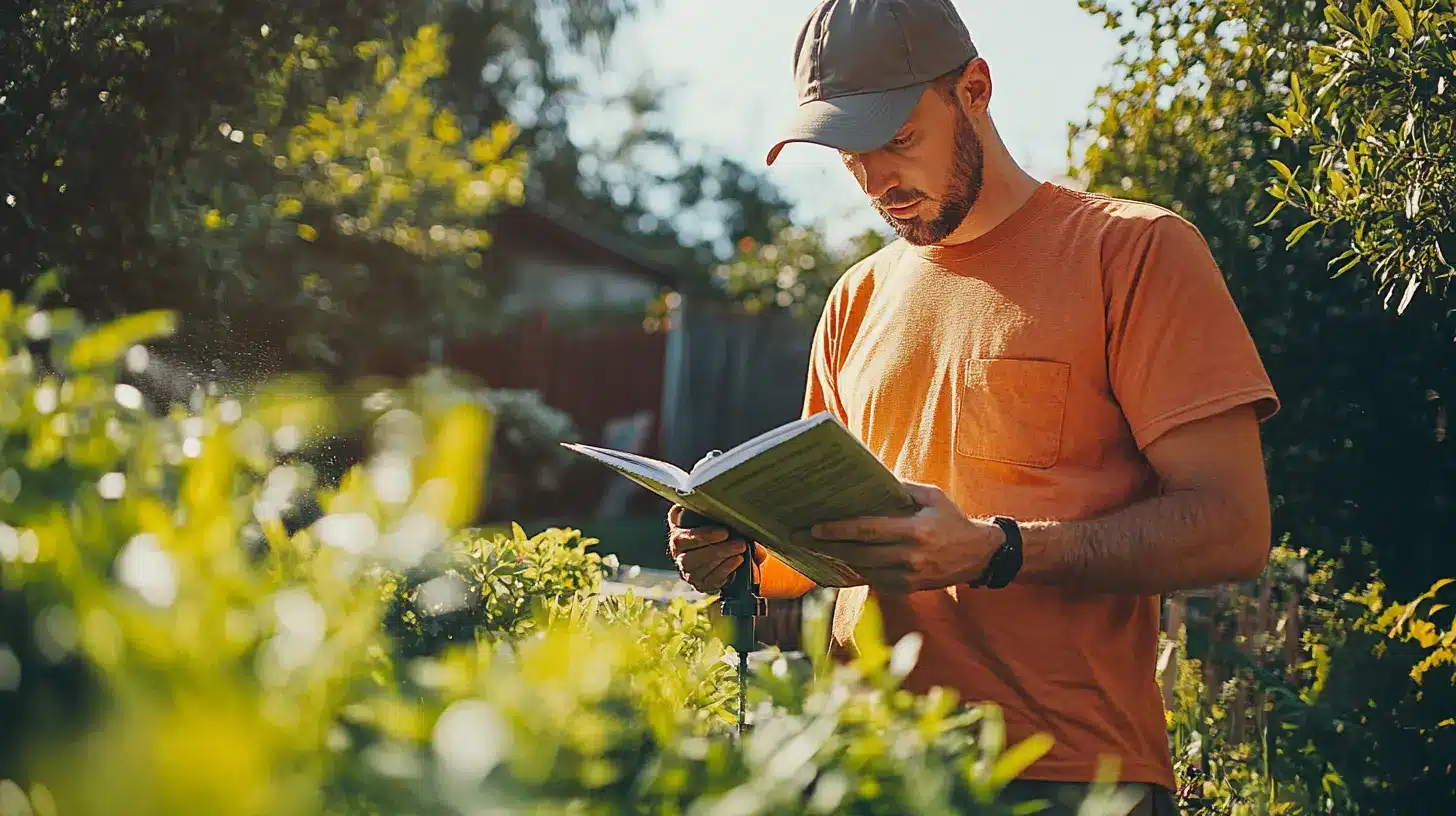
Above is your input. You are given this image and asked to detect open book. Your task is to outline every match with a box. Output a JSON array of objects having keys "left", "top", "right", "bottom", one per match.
[{"left": 562, "top": 412, "right": 917, "bottom": 588}]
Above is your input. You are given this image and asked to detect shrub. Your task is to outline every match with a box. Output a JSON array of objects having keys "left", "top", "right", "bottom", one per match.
[
  {"left": 381, "top": 525, "right": 611, "bottom": 654},
  {"left": 1162, "top": 546, "right": 1456, "bottom": 815},
  {"left": 476, "top": 389, "right": 581, "bottom": 520},
  {"left": 0, "top": 292, "right": 1131, "bottom": 815}
]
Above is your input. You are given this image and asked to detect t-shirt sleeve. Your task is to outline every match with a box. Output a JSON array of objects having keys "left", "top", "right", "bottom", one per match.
[
  {"left": 1106, "top": 214, "right": 1280, "bottom": 450},
  {"left": 801, "top": 284, "right": 849, "bottom": 423}
]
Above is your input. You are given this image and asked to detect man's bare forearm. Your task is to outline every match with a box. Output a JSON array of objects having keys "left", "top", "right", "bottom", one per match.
[{"left": 1012, "top": 487, "right": 1270, "bottom": 595}]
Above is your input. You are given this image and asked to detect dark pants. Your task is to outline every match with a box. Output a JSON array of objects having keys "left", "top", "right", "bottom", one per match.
[{"left": 998, "top": 780, "right": 1182, "bottom": 815}]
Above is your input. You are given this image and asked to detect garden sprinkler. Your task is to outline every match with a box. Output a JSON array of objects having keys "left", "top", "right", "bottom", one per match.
[{"left": 678, "top": 507, "right": 765, "bottom": 739}]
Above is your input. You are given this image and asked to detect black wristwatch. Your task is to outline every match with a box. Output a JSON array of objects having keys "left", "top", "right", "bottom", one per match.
[{"left": 969, "top": 516, "right": 1023, "bottom": 589}]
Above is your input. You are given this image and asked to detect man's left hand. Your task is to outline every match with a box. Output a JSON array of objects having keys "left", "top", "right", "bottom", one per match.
[{"left": 809, "top": 482, "right": 1004, "bottom": 593}]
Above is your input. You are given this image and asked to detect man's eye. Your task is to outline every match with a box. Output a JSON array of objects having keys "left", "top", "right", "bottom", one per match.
[{"left": 889, "top": 133, "right": 913, "bottom": 147}]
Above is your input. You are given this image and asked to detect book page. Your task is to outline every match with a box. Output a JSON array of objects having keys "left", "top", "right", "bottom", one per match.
[
  {"left": 693, "top": 419, "right": 917, "bottom": 588},
  {"left": 561, "top": 444, "right": 690, "bottom": 491},
  {"left": 688, "top": 413, "right": 827, "bottom": 486}
]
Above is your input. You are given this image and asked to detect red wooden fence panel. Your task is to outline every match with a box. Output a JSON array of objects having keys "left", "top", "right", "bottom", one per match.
[{"left": 440, "top": 312, "right": 669, "bottom": 520}]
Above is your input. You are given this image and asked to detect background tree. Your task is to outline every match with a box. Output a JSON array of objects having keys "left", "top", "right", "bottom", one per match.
[
  {"left": 1272, "top": 0, "right": 1456, "bottom": 724},
  {"left": 1074, "top": 1, "right": 1456, "bottom": 810},
  {"left": 711, "top": 221, "right": 890, "bottom": 322},
  {"left": 1, "top": 0, "right": 793, "bottom": 379},
  {"left": 1073, "top": 0, "right": 1456, "bottom": 599},
  {"left": 1270, "top": 0, "right": 1456, "bottom": 312}
]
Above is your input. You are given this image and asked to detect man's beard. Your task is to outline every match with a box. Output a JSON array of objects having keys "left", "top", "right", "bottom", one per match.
[{"left": 872, "top": 107, "right": 985, "bottom": 246}]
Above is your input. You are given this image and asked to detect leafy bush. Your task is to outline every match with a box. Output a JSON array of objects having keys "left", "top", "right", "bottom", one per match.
[
  {"left": 382, "top": 525, "right": 611, "bottom": 654},
  {"left": 477, "top": 389, "right": 581, "bottom": 520},
  {"left": 1382, "top": 578, "right": 1456, "bottom": 685},
  {"left": 713, "top": 220, "right": 889, "bottom": 321},
  {"left": 1161, "top": 546, "right": 1456, "bottom": 815},
  {"left": 0, "top": 292, "right": 1127, "bottom": 815},
  {"left": 1269, "top": 0, "right": 1456, "bottom": 311}
]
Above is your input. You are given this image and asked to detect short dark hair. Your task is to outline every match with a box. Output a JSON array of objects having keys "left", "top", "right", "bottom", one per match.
[{"left": 932, "top": 58, "right": 973, "bottom": 100}]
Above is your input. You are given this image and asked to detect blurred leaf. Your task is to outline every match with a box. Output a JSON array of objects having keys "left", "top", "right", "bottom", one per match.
[{"left": 68, "top": 311, "right": 178, "bottom": 369}]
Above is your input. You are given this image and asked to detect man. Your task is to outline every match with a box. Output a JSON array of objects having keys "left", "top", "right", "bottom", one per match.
[{"left": 667, "top": 0, "right": 1279, "bottom": 812}]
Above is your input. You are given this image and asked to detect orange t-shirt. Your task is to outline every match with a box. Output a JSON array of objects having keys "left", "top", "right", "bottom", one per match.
[{"left": 760, "top": 182, "right": 1279, "bottom": 789}]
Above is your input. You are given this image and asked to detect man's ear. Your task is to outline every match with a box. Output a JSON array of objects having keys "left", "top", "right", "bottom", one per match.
[{"left": 955, "top": 57, "right": 993, "bottom": 115}]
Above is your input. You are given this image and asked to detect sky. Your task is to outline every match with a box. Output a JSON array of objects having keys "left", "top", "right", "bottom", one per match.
[{"left": 573, "top": 0, "right": 1124, "bottom": 249}]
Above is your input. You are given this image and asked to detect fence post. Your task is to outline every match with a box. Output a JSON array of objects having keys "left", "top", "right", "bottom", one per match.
[{"left": 1161, "top": 594, "right": 1185, "bottom": 709}]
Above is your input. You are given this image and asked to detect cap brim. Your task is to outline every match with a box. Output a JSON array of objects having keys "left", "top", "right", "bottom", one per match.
[{"left": 765, "top": 83, "right": 928, "bottom": 166}]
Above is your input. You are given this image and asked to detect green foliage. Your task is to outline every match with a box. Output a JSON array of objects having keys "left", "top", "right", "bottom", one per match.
[
  {"left": 713, "top": 221, "right": 890, "bottom": 321},
  {"left": 0, "top": 286, "right": 496, "bottom": 813},
  {"left": 1378, "top": 577, "right": 1456, "bottom": 686},
  {"left": 2, "top": 0, "right": 795, "bottom": 376},
  {"left": 149, "top": 22, "right": 529, "bottom": 372},
  {"left": 382, "top": 525, "right": 610, "bottom": 652},
  {"left": 1161, "top": 547, "right": 1456, "bottom": 815},
  {"left": 1075, "top": 0, "right": 1456, "bottom": 601},
  {"left": 1269, "top": 0, "right": 1456, "bottom": 312},
  {"left": 0, "top": 293, "right": 1115, "bottom": 815},
  {"left": 477, "top": 388, "right": 581, "bottom": 519},
  {"left": 154, "top": 23, "right": 528, "bottom": 367},
  {"left": 0, "top": 0, "right": 411, "bottom": 367}
]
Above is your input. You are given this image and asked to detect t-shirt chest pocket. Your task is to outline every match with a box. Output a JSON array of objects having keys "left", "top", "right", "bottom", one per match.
[{"left": 955, "top": 358, "right": 1072, "bottom": 469}]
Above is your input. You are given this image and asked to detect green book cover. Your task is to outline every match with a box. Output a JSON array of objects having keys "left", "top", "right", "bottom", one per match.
[{"left": 562, "top": 412, "right": 917, "bottom": 588}]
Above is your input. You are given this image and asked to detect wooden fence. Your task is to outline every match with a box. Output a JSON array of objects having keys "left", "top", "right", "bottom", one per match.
[
  {"left": 1161, "top": 562, "right": 1309, "bottom": 743},
  {"left": 372, "top": 311, "right": 670, "bottom": 520}
]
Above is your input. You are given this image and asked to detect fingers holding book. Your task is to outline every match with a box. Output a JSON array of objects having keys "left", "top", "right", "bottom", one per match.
[{"left": 667, "top": 504, "right": 765, "bottom": 592}]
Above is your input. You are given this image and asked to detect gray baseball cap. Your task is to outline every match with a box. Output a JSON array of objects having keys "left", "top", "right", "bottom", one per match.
[{"left": 766, "top": 0, "right": 979, "bottom": 166}]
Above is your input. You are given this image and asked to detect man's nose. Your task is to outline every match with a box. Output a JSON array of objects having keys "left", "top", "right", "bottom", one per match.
[{"left": 847, "top": 151, "right": 896, "bottom": 199}]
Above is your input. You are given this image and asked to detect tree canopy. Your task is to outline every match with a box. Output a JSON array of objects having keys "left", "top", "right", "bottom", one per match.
[
  {"left": 1, "top": 0, "right": 793, "bottom": 377},
  {"left": 1270, "top": 0, "right": 1456, "bottom": 312},
  {"left": 1074, "top": 0, "right": 1456, "bottom": 597}
]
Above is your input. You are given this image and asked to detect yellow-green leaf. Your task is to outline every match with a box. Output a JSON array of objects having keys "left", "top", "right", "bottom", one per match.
[
  {"left": 1381, "top": 0, "right": 1415, "bottom": 40},
  {"left": 987, "top": 733, "right": 1055, "bottom": 789},
  {"left": 1286, "top": 218, "right": 1322, "bottom": 248},
  {"left": 68, "top": 311, "right": 178, "bottom": 369}
]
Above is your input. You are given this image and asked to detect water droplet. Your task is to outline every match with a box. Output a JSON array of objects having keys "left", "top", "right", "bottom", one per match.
[
  {"left": 25, "top": 312, "right": 50, "bottom": 340},
  {"left": 273, "top": 425, "right": 302, "bottom": 453},
  {"left": 35, "top": 605, "right": 77, "bottom": 663},
  {"left": 432, "top": 699, "right": 510, "bottom": 780},
  {"left": 33, "top": 385, "right": 57, "bottom": 415},
  {"left": 18, "top": 530, "right": 38, "bottom": 563},
  {"left": 269, "top": 588, "right": 326, "bottom": 671},
  {"left": 417, "top": 574, "right": 470, "bottom": 615},
  {"left": 0, "top": 778, "right": 32, "bottom": 816},
  {"left": 381, "top": 512, "right": 445, "bottom": 568},
  {"left": 114, "top": 383, "right": 143, "bottom": 410},
  {"left": 370, "top": 453, "right": 413, "bottom": 504},
  {"left": 181, "top": 437, "right": 202, "bottom": 458},
  {"left": 125, "top": 345, "right": 150, "bottom": 373},
  {"left": 0, "top": 525, "right": 19, "bottom": 560},
  {"left": 96, "top": 472, "right": 126, "bottom": 500},
  {"left": 315, "top": 512, "right": 378, "bottom": 554},
  {"left": 219, "top": 400, "right": 242, "bottom": 424},
  {"left": 117, "top": 533, "right": 178, "bottom": 608}
]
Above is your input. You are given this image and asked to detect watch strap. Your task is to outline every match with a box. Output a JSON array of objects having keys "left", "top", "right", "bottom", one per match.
[{"left": 970, "top": 516, "right": 1024, "bottom": 589}]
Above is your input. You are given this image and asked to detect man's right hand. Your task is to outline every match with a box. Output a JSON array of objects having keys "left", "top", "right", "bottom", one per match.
[{"left": 666, "top": 504, "right": 766, "bottom": 592}]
